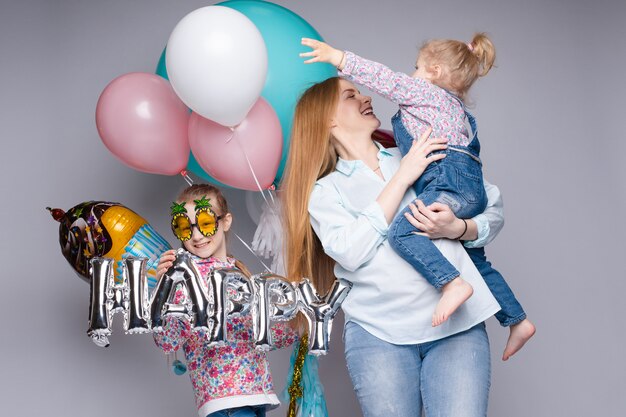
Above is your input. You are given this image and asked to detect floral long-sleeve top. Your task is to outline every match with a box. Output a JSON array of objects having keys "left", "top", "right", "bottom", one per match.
[
  {"left": 340, "top": 51, "right": 473, "bottom": 147},
  {"left": 153, "top": 256, "right": 298, "bottom": 417}
]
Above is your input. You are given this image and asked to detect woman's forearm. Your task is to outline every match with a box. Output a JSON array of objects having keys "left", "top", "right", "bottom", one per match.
[
  {"left": 376, "top": 175, "right": 412, "bottom": 224},
  {"left": 377, "top": 131, "right": 447, "bottom": 223}
]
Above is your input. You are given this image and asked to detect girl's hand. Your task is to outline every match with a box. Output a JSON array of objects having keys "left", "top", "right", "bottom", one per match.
[
  {"left": 395, "top": 127, "right": 448, "bottom": 187},
  {"left": 404, "top": 200, "right": 467, "bottom": 239},
  {"left": 300, "top": 38, "right": 345, "bottom": 68},
  {"left": 156, "top": 249, "right": 177, "bottom": 279}
]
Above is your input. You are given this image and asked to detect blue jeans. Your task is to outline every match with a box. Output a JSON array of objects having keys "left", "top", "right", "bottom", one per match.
[
  {"left": 465, "top": 247, "right": 527, "bottom": 326},
  {"left": 344, "top": 321, "right": 491, "bottom": 417},
  {"left": 389, "top": 110, "right": 526, "bottom": 326},
  {"left": 207, "top": 406, "right": 266, "bottom": 417}
]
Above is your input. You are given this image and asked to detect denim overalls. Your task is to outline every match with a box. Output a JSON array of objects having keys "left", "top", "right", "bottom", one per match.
[{"left": 388, "top": 108, "right": 526, "bottom": 327}]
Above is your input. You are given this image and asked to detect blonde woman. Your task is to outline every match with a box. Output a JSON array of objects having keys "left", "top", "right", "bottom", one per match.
[
  {"left": 301, "top": 36, "right": 535, "bottom": 356},
  {"left": 282, "top": 77, "right": 503, "bottom": 417}
]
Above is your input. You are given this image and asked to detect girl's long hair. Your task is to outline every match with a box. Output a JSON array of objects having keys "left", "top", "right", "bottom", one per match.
[
  {"left": 421, "top": 32, "right": 496, "bottom": 100},
  {"left": 176, "top": 184, "right": 251, "bottom": 277},
  {"left": 281, "top": 77, "right": 341, "bottom": 296}
]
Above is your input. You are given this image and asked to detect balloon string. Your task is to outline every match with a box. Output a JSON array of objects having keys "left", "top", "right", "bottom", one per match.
[
  {"left": 266, "top": 189, "right": 278, "bottom": 217},
  {"left": 233, "top": 232, "right": 272, "bottom": 273},
  {"left": 226, "top": 127, "right": 236, "bottom": 143},
  {"left": 180, "top": 170, "right": 194, "bottom": 186},
  {"left": 227, "top": 126, "right": 277, "bottom": 216},
  {"left": 231, "top": 132, "right": 273, "bottom": 208}
]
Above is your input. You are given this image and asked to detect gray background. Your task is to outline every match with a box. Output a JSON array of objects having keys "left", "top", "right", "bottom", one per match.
[{"left": 1, "top": 0, "right": 625, "bottom": 416}]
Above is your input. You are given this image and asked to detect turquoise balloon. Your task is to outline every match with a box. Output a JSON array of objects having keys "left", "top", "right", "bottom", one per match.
[
  {"left": 155, "top": 48, "right": 168, "bottom": 80},
  {"left": 156, "top": 49, "right": 230, "bottom": 188},
  {"left": 218, "top": 0, "right": 336, "bottom": 185}
]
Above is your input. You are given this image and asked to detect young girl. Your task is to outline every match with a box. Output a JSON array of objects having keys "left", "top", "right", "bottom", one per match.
[
  {"left": 301, "top": 34, "right": 535, "bottom": 360},
  {"left": 153, "top": 184, "right": 297, "bottom": 417}
]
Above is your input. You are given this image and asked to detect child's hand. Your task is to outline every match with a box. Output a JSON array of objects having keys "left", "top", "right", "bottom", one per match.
[
  {"left": 156, "top": 249, "right": 177, "bottom": 279},
  {"left": 300, "top": 38, "right": 345, "bottom": 69}
]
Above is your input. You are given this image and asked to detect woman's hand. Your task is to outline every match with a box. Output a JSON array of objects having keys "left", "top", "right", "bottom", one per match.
[
  {"left": 300, "top": 38, "right": 345, "bottom": 68},
  {"left": 404, "top": 200, "right": 477, "bottom": 241},
  {"left": 395, "top": 127, "right": 447, "bottom": 187},
  {"left": 156, "top": 249, "right": 177, "bottom": 279},
  {"left": 376, "top": 128, "right": 447, "bottom": 224}
]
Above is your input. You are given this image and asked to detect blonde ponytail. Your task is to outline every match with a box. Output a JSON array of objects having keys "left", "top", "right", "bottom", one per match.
[{"left": 469, "top": 32, "right": 496, "bottom": 77}]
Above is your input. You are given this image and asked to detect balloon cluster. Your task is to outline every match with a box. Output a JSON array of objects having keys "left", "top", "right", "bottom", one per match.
[
  {"left": 96, "top": 1, "right": 335, "bottom": 190},
  {"left": 88, "top": 249, "right": 351, "bottom": 355}
]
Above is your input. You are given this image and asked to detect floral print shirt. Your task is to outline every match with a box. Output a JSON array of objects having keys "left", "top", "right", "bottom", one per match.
[
  {"left": 153, "top": 256, "right": 298, "bottom": 417},
  {"left": 340, "top": 51, "right": 473, "bottom": 146}
]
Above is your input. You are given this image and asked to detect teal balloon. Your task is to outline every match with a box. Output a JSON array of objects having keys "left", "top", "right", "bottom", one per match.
[
  {"left": 155, "top": 48, "right": 169, "bottom": 80},
  {"left": 218, "top": 0, "right": 336, "bottom": 185},
  {"left": 156, "top": 48, "right": 230, "bottom": 188}
]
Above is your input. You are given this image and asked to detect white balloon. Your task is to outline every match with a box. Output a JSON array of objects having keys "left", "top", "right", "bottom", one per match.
[{"left": 166, "top": 6, "right": 268, "bottom": 127}]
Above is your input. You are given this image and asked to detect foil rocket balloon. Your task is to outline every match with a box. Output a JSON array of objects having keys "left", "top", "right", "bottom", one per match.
[{"left": 48, "top": 201, "right": 171, "bottom": 288}]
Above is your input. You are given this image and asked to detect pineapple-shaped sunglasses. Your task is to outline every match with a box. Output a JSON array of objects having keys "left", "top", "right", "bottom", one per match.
[{"left": 170, "top": 196, "right": 223, "bottom": 242}]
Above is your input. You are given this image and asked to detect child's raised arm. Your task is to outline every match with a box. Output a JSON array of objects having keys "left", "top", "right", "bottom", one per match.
[
  {"left": 300, "top": 38, "right": 345, "bottom": 68},
  {"left": 300, "top": 38, "right": 431, "bottom": 107}
]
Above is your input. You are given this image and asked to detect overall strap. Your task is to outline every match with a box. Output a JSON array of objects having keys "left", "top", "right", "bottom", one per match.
[
  {"left": 448, "top": 91, "right": 478, "bottom": 141},
  {"left": 464, "top": 109, "right": 478, "bottom": 142}
]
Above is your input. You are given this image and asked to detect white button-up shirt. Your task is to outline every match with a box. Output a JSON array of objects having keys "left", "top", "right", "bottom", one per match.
[{"left": 308, "top": 144, "right": 501, "bottom": 344}]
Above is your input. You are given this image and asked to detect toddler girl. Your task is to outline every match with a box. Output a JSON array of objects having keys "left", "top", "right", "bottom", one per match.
[
  {"left": 153, "top": 184, "right": 297, "bottom": 416},
  {"left": 301, "top": 34, "right": 535, "bottom": 360}
]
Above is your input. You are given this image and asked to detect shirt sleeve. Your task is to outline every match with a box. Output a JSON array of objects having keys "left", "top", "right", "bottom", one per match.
[
  {"left": 152, "top": 284, "right": 192, "bottom": 353},
  {"left": 308, "top": 181, "right": 388, "bottom": 272},
  {"left": 463, "top": 179, "right": 505, "bottom": 248},
  {"left": 269, "top": 321, "right": 299, "bottom": 350},
  {"left": 340, "top": 51, "right": 431, "bottom": 106}
]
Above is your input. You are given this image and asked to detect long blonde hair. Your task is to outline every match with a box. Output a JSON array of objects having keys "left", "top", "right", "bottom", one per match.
[
  {"left": 176, "top": 184, "right": 251, "bottom": 277},
  {"left": 420, "top": 32, "right": 496, "bottom": 99},
  {"left": 281, "top": 77, "right": 341, "bottom": 295}
]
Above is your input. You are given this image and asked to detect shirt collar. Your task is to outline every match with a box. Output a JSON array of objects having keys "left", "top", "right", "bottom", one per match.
[{"left": 335, "top": 141, "right": 392, "bottom": 176}]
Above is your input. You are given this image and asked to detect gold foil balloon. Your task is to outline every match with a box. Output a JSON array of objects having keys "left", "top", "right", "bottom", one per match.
[{"left": 48, "top": 201, "right": 171, "bottom": 287}]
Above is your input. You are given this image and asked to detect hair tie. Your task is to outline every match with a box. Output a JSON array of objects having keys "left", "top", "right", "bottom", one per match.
[{"left": 467, "top": 42, "right": 474, "bottom": 52}]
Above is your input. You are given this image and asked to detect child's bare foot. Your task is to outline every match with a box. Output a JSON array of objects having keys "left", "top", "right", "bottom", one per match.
[
  {"left": 502, "top": 319, "right": 536, "bottom": 361},
  {"left": 432, "top": 277, "right": 473, "bottom": 327}
]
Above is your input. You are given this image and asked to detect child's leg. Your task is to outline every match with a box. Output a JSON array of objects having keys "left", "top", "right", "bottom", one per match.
[
  {"left": 465, "top": 247, "right": 526, "bottom": 326},
  {"left": 389, "top": 204, "right": 461, "bottom": 288},
  {"left": 465, "top": 247, "right": 536, "bottom": 360},
  {"left": 390, "top": 153, "right": 488, "bottom": 326},
  {"left": 389, "top": 199, "right": 473, "bottom": 327}
]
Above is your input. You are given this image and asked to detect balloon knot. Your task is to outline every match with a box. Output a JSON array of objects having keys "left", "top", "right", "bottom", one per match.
[{"left": 46, "top": 207, "right": 65, "bottom": 222}]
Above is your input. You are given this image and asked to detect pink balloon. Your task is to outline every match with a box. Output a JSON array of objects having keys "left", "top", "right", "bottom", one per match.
[
  {"left": 189, "top": 98, "right": 282, "bottom": 190},
  {"left": 96, "top": 72, "right": 190, "bottom": 175}
]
